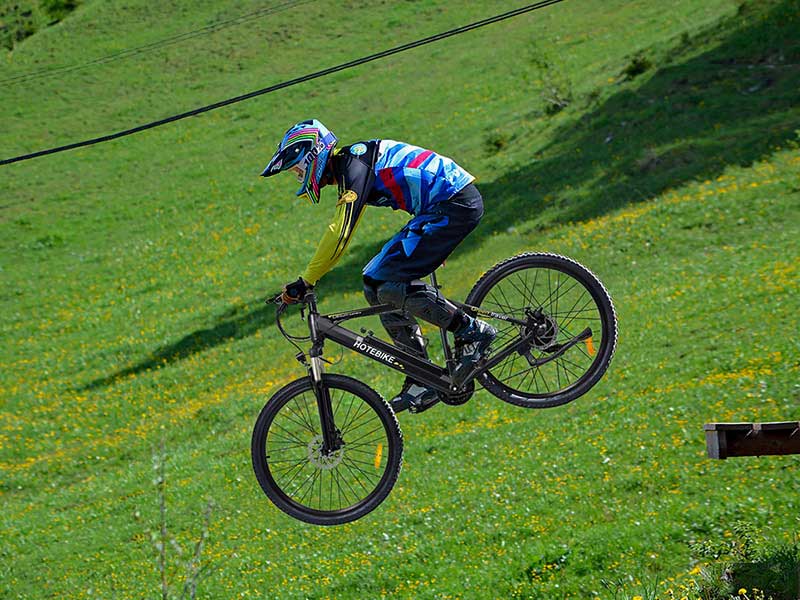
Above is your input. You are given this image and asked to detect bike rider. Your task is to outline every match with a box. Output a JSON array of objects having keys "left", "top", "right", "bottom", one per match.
[{"left": 262, "top": 119, "right": 496, "bottom": 412}]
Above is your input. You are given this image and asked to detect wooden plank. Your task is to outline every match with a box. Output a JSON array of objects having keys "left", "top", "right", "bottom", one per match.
[
  {"left": 705, "top": 427, "right": 726, "bottom": 459},
  {"left": 704, "top": 422, "right": 800, "bottom": 459}
]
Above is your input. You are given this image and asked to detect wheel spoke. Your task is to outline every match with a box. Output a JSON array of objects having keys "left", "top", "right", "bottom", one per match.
[
  {"left": 557, "top": 323, "right": 596, "bottom": 362},
  {"left": 505, "top": 274, "right": 539, "bottom": 309},
  {"left": 337, "top": 395, "right": 357, "bottom": 435},
  {"left": 278, "top": 398, "right": 316, "bottom": 436},
  {"left": 339, "top": 399, "right": 369, "bottom": 434},
  {"left": 269, "top": 457, "right": 307, "bottom": 476},
  {"left": 296, "top": 392, "right": 317, "bottom": 434},
  {"left": 331, "top": 388, "right": 344, "bottom": 421},
  {"left": 558, "top": 294, "right": 596, "bottom": 333},
  {"left": 558, "top": 354, "right": 587, "bottom": 380},
  {"left": 555, "top": 354, "right": 563, "bottom": 390},
  {"left": 485, "top": 289, "right": 517, "bottom": 314},
  {"left": 335, "top": 465, "right": 362, "bottom": 506},
  {"left": 515, "top": 269, "right": 544, "bottom": 309},
  {"left": 542, "top": 277, "right": 580, "bottom": 314},
  {"left": 345, "top": 424, "right": 385, "bottom": 447},
  {"left": 278, "top": 459, "right": 311, "bottom": 490},
  {"left": 270, "top": 421, "right": 311, "bottom": 446},
  {"left": 341, "top": 456, "right": 381, "bottom": 485},
  {"left": 495, "top": 282, "right": 518, "bottom": 317},
  {"left": 296, "top": 468, "right": 321, "bottom": 503},
  {"left": 533, "top": 364, "right": 551, "bottom": 394},
  {"left": 340, "top": 459, "right": 374, "bottom": 494}
]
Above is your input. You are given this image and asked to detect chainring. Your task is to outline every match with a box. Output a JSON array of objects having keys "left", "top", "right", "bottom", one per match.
[{"left": 439, "top": 379, "right": 475, "bottom": 406}]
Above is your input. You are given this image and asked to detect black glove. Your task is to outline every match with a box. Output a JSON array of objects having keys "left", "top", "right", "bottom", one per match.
[{"left": 281, "top": 277, "right": 310, "bottom": 304}]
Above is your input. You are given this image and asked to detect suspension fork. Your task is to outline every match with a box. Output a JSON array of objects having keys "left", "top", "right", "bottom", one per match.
[{"left": 306, "top": 295, "right": 341, "bottom": 453}]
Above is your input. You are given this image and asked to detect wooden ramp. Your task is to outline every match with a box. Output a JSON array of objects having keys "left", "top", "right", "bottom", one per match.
[{"left": 705, "top": 421, "right": 800, "bottom": 459}]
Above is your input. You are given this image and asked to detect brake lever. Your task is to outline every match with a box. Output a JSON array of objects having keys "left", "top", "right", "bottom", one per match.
[{"left": 265, "top": 292, "right": 289, "bottom": 317}]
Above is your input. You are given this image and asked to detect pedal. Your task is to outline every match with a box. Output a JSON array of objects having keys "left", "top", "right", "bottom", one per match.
[
  {"left": 408, "top": 396, "right": 440, "bottom": 414},
  {"left": 390, "top": 396, "right": 410, "bottom": 414}
]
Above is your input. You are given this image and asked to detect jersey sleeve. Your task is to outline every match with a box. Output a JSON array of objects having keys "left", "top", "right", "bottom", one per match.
[{"left": 300, "top": 148, "right": 375, "bottom": 285}]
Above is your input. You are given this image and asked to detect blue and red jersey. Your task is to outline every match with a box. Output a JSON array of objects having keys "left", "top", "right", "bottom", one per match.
[
  {"left": 369, "top": 140, "right": 475, "bottom": 215},
  {"left": 300, "top": 139, "right": 476, "bottom": 284}
]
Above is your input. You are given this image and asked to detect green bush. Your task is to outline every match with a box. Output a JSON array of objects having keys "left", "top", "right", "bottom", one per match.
[
  {"left": 0, "top": 1, "right": 37, "bottom": 50},
  {"left": 39, "top": 0, "right": 78, "bottom": 22},
  {"left": 0, "top": 0, "right": 79, "bottom": 50},
  {"left": 689, "top": 522, "right": 800, "bottom": 600},
  {"left": 529, "top": 42, "right": 574, "bottom": 115},
  {"left": 622, "top": 52, "right": 653, "bottom": 80}
]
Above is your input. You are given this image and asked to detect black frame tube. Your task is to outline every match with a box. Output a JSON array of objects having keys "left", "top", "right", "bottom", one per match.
[
  {"left": 310, "top": 306, "right": 538, "bottom": 394},
  {"left": 315, "top": 315, "right": 453, "bottom": 393}
]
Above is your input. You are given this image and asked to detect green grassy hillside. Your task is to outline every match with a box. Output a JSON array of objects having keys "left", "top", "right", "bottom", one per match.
[{"left": 1, "top": 0, "right": 799, "bottom": 598}]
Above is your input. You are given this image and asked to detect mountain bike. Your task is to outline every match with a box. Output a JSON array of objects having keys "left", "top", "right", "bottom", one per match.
[{"left": 251, "top": 252, "right": 617, "bottom": 525}]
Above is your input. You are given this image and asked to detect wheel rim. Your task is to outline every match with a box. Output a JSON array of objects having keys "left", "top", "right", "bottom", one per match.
[
  {"left": 262, "top": 386, "right": 393, "bottom": 515},
  {"left": 477, "top": 263, "right": 609, "bottom": 399}
]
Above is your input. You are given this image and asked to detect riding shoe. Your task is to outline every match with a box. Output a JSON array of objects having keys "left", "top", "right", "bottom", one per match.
[
  {"left": 390, "top": 377, "right": 440, "bottom": 414},
  {"left": 455, "top": 318, "right": 497, "bottom": 373}
]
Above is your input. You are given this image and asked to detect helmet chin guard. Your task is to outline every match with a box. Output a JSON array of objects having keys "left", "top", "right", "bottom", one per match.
[{"left": 261, "top": 119, "right": 337, "bottom": 204}]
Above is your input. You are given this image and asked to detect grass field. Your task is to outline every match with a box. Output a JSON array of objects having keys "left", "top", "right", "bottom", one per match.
[{"left": 1, "top": 0, "right": 799, "bottom": 598}]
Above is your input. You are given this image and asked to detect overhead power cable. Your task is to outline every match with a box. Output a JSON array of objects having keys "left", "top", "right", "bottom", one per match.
[
  {"left": 0, "top": 0, "right": 315, "bottom": 86},
  {"left": 0, "top": 0, "right": 566, "bottom": 167}
]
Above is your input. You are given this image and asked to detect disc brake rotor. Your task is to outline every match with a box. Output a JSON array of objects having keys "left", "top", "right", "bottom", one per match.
[
  {"left": 522, "top": 311, "right": 559, "bottom": 350},
  {"left": 307, "top": 434, "right": 345, "bottom": 470}
]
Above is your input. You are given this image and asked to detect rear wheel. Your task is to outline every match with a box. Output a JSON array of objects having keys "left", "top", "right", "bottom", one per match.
[
  {"left": 466, "top": 253, "right": 617, "bottom": 408},
  {"left": 251, "top": 374, "right": 403, "bottom": 525}
]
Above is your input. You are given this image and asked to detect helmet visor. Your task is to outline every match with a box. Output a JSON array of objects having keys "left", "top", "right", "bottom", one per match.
[{"left": 260, "top": 139, "right": 313, "bottom": 178}]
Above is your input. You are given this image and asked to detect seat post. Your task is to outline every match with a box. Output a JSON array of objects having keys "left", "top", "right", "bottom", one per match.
[{"left": 430, "top": 270, "right": 456, "bottom": 375}]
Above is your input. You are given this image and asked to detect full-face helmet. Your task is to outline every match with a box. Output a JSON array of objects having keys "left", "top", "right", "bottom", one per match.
[{"left": 260, "top": 119, "right": 337, "bottom": 204}]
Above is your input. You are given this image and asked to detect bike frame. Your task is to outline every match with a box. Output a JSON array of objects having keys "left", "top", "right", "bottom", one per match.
[
  {"left": 279, "top": 272, "right": 592, "bottom": 453},
  {"left": 311, "top": 302, "right": 533, "bottom": 392},
  {"left": 293, "top": 278, "right": 539, "bottom": 452}
]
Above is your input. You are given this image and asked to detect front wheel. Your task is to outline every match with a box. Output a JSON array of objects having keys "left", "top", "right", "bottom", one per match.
[
  {"left": 466, "top": 253, "right": 617, "bottom": 408},
  {"left": 251, "top": 374, "right": 403, "bottom": 525}
]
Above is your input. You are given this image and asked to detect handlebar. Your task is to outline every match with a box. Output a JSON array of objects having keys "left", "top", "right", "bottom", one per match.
[
  {"left": 266, "top": 290, "right": 315, "bottom": 308},
  {"left": 266, "top": 292, "right": 289, "bottom": 317},
  {"left": 266, "top": 290, "right": 318, "bottom": 325},
  {"left": 266, "top": 290, "right": 316, "bottom": 344}
]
